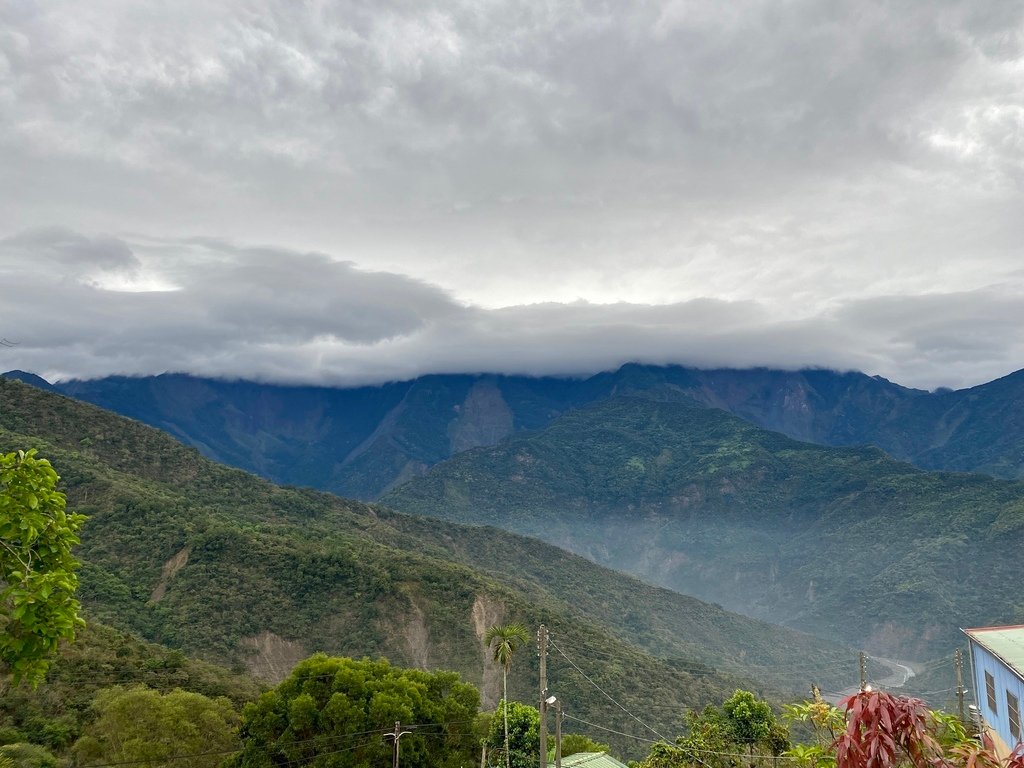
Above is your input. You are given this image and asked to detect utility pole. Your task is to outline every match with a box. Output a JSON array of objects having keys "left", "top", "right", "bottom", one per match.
[
  {"left": 538, "top": 625, "right": 549, "bottom": 768},
  {"left": 859, "top": 652, "right": 868, "bottom": 693},
  {"left": 956, "top": 649, "right": 966, "bottom": 723},
  {"left": 385, "top": 721, "right": 412, "bottom": 768},
  {"left": 554, "top": 701, "right": 563, "bottom": 768}
]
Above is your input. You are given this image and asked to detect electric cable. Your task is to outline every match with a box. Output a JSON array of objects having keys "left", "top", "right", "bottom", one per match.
[{"left": 549, "top": 637, "right": 670, "bottom": 742}]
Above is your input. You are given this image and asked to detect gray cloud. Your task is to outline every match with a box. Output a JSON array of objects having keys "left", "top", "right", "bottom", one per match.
[
  {"left": 1, "top": 228, "right": 1021, "bottom": 390},
  {"left": 0, "top": 2, "right": 1022, "bottom": 387}
]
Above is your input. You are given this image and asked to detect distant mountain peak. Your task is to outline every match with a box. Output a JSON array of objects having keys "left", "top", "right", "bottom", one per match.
[{"left": 1, "top": 369, "right": 55, "bottom": 391}]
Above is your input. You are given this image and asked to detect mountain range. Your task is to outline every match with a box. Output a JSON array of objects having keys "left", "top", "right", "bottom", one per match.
[
  {"left": 0, "top": 377, "right": 856, "bottom": 755},
  {"left": 7, "top": 364, "right": 1021, "bottom": 503}
]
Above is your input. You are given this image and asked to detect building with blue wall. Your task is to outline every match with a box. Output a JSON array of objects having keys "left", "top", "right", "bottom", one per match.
[{"left": 965, "top": 626, "right": 1024, "bottom": 758}]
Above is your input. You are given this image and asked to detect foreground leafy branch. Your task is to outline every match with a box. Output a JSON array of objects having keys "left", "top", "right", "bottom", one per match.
[{"left": 0, "top": 449, "right": 86, "bottom": 686}]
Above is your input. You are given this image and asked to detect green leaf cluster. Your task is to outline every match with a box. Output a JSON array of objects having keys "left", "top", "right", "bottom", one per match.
[
  {"left": 72, "top": 685, "right": 240, "bottom": 768},
  {"left": 0, "top": 449, "right": 86, "bottom": 685},
  {"left": 485, "top": 700, "right": 539, "bottom": 768},
  {"left": 657, "top": 690, "right": 788, "bottom": 768},
  {"left": 231, "top": 655, "right": 480, "bottom": 768}
]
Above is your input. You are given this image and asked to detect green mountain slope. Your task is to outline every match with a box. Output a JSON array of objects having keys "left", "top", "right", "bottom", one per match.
[
  {"left": 384, "top": 396, "right": 1024, "bottom": 659},
  {"left": 0, "top": 378, "right": 853, "bottom": 755}
]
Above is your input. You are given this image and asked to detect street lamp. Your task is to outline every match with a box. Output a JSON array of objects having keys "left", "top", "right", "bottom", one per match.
[{"left": 545, "top": 696, "right": 562, "bottom": 768}]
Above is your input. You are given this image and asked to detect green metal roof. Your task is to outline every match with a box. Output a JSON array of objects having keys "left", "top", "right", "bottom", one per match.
[
  {"left": 549, "top": 753, "right": 629, "bottom": 768},
  {"left": 964, "top": 625, "right": 1024, "bottom": 679}
]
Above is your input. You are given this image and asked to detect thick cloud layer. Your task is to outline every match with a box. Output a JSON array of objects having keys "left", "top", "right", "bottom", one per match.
[
  {"left": 1, "top": 2, "right": 1022, "bottom": 387},
  {"left": 2, "top": 229, "right": 1021, "bottom": 390}
]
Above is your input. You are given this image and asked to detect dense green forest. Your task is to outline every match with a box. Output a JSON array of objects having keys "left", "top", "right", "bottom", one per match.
[
  {"left": 385, "top": 396, "right": 1024, "bottom": 658},
  {"left": 0, "top": 378, "right": 855, "bottom": 757}
]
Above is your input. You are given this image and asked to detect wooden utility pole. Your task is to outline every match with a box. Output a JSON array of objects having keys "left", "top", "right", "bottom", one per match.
[
  {"left": 538, "top": 626, "right": 549, "bottom": 768},
  {"left": 554, "top": 701, "right": 563, "bottom": 768},
  {"left": 859, "top": 652, "right": 868, "bottom": 692},
  {"left": 956, "top": 649, "right": 966, "bottom": 723},
  {"left": 385, "top": 721, "right": 412, "bottom": 768}
]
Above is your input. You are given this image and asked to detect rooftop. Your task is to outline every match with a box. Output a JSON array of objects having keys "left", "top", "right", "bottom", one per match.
[
  {"left": 964, "top": 625, "right": 1024, "bottom": 680},
  {"left": 549, "top": 753, "right": 629, "bottom": 768}
]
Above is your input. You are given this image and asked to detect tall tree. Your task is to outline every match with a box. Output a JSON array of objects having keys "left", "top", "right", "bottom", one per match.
[
  {"left": 72, "top": 686, "right": 239, "bottom": 768},
  {"left": 231, "top": 655, "right": 480, "bottom": 768},
  {"left": 484, "top": 623, "right": 530, "bottom": 768},
  {"left": 0, "top": 450, "right": 86, "bottom": 686},
  {"left": 723, "top": 689, "right": 787, "bottom": 765}
]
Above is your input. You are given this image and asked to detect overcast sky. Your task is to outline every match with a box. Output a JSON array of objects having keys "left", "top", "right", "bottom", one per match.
[{"left": 1, "top": 0, "right": 1022, "bottom": 390}]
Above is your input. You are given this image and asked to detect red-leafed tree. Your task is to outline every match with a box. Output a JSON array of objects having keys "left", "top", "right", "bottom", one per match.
[
  {"left": 835, "top": 690, "right": 1024, "bottom": 768},
  {"left": 835, "top": 691, "right": 940, "bottom": 768}
]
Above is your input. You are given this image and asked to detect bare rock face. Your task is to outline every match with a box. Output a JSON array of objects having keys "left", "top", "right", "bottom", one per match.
[
  {"left": 449, "top": 381, "right": 514, "bottom": 454},
  {"left": 471, "top": 594, "right": 506, "bottom": 709},
  {"left": 241, "top": 631, "right": 307, "bottom": 683},
  {"left": 401, "top": 601, "right": 431, "bottom": 670},
  {"left": 149, "top": 546, "right": 191, "bottom": 603}
]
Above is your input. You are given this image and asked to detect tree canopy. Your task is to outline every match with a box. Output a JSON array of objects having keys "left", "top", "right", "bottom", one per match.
[
  {"left": 559, "top": 733, "right": 612, "bottom": 758},
  {"left": 231, "top": 655, "right": 480, "bottom": 768},
  {"left": 0, "top": 450, "right": 85, "bottom": 686},
  {"left": 71, "top": 686, "right": 239, "bottom": 768},
  {"left": 485, "top": 700, "right": 539, "bottom": 768},
  {"left": 637, "top": 689, "right": 787, "bottom": 768}
]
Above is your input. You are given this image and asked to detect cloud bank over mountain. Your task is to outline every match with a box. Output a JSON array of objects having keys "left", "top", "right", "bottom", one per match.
[
  {"left": 2, "top": 228, "right": 1021, "bottom": 390},
  {"left": 1, "top": 1, "right": 1022, "bottom": 387}
]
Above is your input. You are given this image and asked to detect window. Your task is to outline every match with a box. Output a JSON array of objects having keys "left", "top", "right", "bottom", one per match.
[
  {"left": 1009, "top": 691, "right": 1021, "bottom": 743},
  {"left": 986, "top": 671, "right": 997, "bottom": 713}
]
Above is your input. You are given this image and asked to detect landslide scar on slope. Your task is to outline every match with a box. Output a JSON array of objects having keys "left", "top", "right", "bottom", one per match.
[
  {"left": 449, "top": 381, "right": 514, "bottom": 454},
  {"left": 377, "top": 597, "right": 432, "bottom": 669},
  {"left": 402, "top": 601, "right": 431, "bottom": 670},
  {"left": 472, "top": 594, "right": 506, "bottom": 709},
  {"left": 149, "top": 546, "right": 191, "bottom": 603},
  {"left": 241, "top": 631, "right": 307, "bottom": 683}
]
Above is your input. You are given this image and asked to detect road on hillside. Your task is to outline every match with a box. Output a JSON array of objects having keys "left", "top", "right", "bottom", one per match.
[{"left": 824, "top": 657, "right": 917, "bottom": 704}]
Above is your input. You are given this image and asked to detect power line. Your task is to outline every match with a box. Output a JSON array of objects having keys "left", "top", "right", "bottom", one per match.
[
  {"left": 82, "top": 747, "right": 242, "bottom": 768},
  {"left": 560, "top": 714, "right": 662, "bottom": 744},
  {"left": 549, "top": 637, "right": 670, "bottom": 742},
  {"left": 272, "top": 739, "right": 383, "bottom": 768}
]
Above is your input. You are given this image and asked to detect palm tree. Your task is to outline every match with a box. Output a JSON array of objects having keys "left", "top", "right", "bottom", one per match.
[{"left": 484, "top": 623, "right": 531, "bottom": 768}]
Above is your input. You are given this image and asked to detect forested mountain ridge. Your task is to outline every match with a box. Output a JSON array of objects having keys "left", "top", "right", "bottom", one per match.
[
  {"left": 0, "top": 378, "right": 854, "bottom": 754},
  {"left": 383, "top": 396, "right": 1024, "bottom": 660},
  {"left": 7, "top": 363, "right": 1022, "bottom": 500}
]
